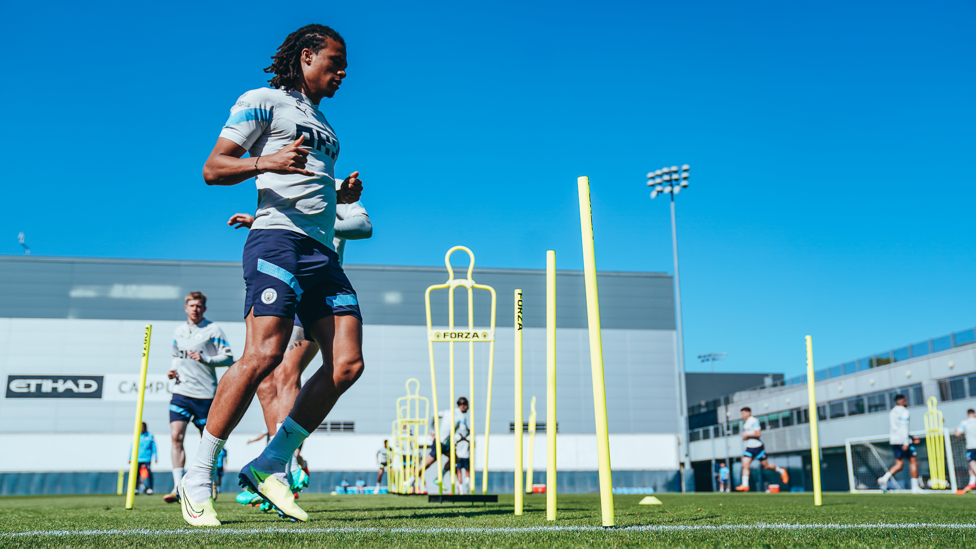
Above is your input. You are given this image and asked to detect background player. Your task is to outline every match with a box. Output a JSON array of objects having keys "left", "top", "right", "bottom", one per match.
[
  {"left": 954, "top": 408, "right": 976, "bottom": 493},
  {"left": 376, "top": 440, "right": 389, "bottom": 488},
  {"left": 735, "top": 407, "right": 789, "bottom": 492},
  {"left": 228, "top": 200, "right": 371, "bottom": 502},
  {"left": 420, "top": 397, "right": 469, "bottom": 491},
  {"left": 179, "top": 24, "right": 365, "bottom": 526},
  {"left": 128, "top": 422, "right": 158, "bottom": 495},
  {"left": 164, "top": 291, "right": 233, "bottom": 503},
  {"left": 878, "top": 394, "right": 922, "bottom": 493},
  {"left": 718, "top": 461, "right": 730, "bottom": 493}
]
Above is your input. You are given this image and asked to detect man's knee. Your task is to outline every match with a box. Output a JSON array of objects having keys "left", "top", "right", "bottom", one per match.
[
  {"left": 335, "top": 356, "right": 365, "bottom": 389},
  {"left": 240, "top": 348, "right": 286, "bottom": 381}
]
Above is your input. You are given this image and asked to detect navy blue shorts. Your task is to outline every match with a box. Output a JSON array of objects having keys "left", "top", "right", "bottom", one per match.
[
  {"left": 429, "top": 442, "right": 450, "bottom": 459},
  {"left": 743, "top": 445, "right": 766, "bottom": 461},
  {"left": 967, "top": 449, "right": 975, "bottom": 463},
  {"left": 892, "top": 444, "right": 917, "bottom": 460},
  {"left": 243, "top": 229, "right": 362, "bottom": 327},
  {"left": 169, "top": 393, "right": 212, "bottom": 430},
  {"left": 455, "top": 458, "right": 470, "bottom": 471}
]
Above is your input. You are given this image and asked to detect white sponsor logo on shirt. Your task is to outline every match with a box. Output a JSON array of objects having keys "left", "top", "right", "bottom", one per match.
[{"left": 262, "top": 288, "right": 278, "bottom": 304}]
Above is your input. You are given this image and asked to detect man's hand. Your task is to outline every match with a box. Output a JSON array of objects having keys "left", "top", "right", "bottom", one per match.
[
  {"left": 337, "top": 171, "right": 363, "bottom": 204},
  {"left": 258, "top": 135, "right": 316, "bottom": 176},
  {"left": 188, "top": 351, "right": 203, "bottom": 362},
  {"left": 167, "top": 369, "right": 179, "bottom": 380},
  {"left": 903, "top": 444, "right": 909, "bottom": 451},
  {"left": 228, "top": 213, "right": 254, "bottom": 229},
  {"left": 912, "top": 437, "right": 921, "bottom": 445}
]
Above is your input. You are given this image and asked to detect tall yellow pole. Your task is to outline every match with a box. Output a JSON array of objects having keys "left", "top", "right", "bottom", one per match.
[
  {"left": 546, "top": 250, "right": 557, "bottom": 521},
  {"left": 577, "top": 176, "right": 614, "bottom": 527},
  {"left": 805, "top": 335, "right": 822, "bottom": 507},
  {"left": 514, "top": 289, "right": 524, "bottom": 515},
  {"left": 125, "top": 324, "right": 152, "bottom": 510}
]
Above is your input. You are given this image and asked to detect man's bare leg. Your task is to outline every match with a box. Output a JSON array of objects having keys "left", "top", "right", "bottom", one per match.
[
  {"left": 760, "top": 458, "right": 789, "bottom": 485},
  {"left": 256, "top": 375, "right": 279, "bottom": 436},
  {"left": 736, "top": 456, "right": 753, "bottom": 490},
  {"left": 181, "top": 314, "right": 292, "bottom": 504}
]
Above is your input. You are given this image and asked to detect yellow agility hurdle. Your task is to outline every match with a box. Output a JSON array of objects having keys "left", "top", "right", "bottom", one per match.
[
  {"left": 925, "top": 396, "right": 948, "bottom": 490},
  {"left": 424, "top": 246, "right": 497, "bottom": 495}
]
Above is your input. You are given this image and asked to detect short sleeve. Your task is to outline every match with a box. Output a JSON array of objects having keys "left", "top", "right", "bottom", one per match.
[{"left": 219, "top": 89, "right": 276, "bottom": 151}]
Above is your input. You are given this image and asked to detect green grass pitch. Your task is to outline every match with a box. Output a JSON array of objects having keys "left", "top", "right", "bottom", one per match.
[{"left": 1, "top": 492, "right": 974, "bottom": 547}]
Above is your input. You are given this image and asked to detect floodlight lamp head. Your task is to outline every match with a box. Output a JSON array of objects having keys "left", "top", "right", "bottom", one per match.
[
  {"left": 663, "top": 185, "right": 672, "bottom": 193},
  {"left": 662, "top": 174, "right": 671, "bottom": 182},
  {"left": 681, "top": 172, "right": 689, "bottom": 179},
  {"left": 681, "top": 180, "right": 689, "bottom": 188},
  {"left": 650, "top": 190, "right": 658, "bottom": 199},
  {"left": 655, "top": 177, "right": 663, "bottom": 184},
  {"left": 646, "top": 172, "right": 655, "bottom": 179},
  {"left": 654, "top": 169, "right": 663, "bottom": 176},
  {"left": 670, "top": 166, "right": 679, "bottom": 172},
  {"left": 672, "top": 185, "right": 681, "bottom": 195},
  {"left": 681, "top": 164, "right": 690, "bottom": 171},
  {"left": 655, "top": 185, "right": 664, "bottom": 192}
]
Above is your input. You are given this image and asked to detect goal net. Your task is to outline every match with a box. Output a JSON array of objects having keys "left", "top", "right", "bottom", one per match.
[{"left": 845, "top": 429, "right": 968, "bottom": 493}]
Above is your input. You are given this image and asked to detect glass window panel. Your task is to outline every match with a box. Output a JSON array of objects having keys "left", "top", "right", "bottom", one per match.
[
  {"left": 731, "top": 422, "right": 740, "bottom": 435},
  {"left": 939, "top": 380, "right": 951, "bottom": 402},
  {"left": 781, "top": 411, "right": 794, "bottom": 427},
  {"left": 702, "top": 428, "right": 711, "bottom": 439},
  {"left": 872, "top": 353, "right": 893, "bottom": 368},
  {"left": 867, "top": 392, "right": 888, "bottom": 413},
  {"left": 829, "top": 365, "right": 842, "bottom": 378},
  {"left": 690, "top": 430, "right": 701, "bottom": 442},
  {"left": 909, "top": 385, "right": 924, "bottom": 407},
  {"left": 768, "top": 414, "right": 780, "bottom": 429},
  {"left": 818, "top": 405, "right": 827, "bottom": 421},
  {"left": 790, "top": 375, "right": 804, "bottom": 386},
  {"left": 892, "top": 346, "right": 910, "bottom": 362},
  {"left": 847, "top": 396, "right": 865, "bottom": 416},
  {"left": 759, "top": 417, "right": 767, "bottom": 430},
  {"left": 950, "top": 377, "right": 966, "bottom": 401},
  {"left": 954, "top": 329, "right": 976, "bottom": 347},
  {"left": 932, "top": 335, "right": 952, "bottom": 353},
  {"left": 713, "top": 426, "right": 721, "bottom": 438},
  {"left": 829, "top": 401, "right": 846, "bottom": 419},
  {"left": 796, "top": 408, "right": 809, "bottom": 424},
  {"left": 858, "top": 358, "right": 872, "bottom": 371},
  {"left": 843, "top": 362, "right": 858, "bottom": 375},
  {"left": 911, "top": 342, "right": 930, "bottom": 358},
  {"left": 969, "top": 375, "right": 976, "bottom": 398},
  {"left": 815, "top": 369, "right": 828, "bottom": 381}
]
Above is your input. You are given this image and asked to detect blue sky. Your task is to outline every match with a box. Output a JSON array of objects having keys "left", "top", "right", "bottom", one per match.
[{"left": 2, "top": 1, "right": 974, "bottom": 378}]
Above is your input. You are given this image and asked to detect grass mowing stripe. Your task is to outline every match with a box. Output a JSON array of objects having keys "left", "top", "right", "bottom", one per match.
[{"left": 5, "top": 523, "right": 976, "bottom": 537}]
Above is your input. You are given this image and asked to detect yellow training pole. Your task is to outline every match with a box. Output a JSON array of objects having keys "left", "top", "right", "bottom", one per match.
[
  {"left": 117, "top": 470, "right": 125, "bottom": 495},
  {"left": 514, "top": 289, "right": 524, "bottom": 515},
  {"left": 924, "top": 397, "right": 947, "bottom": 489},
  {"left": 468, "top": 283, "right": 476, "bottom": 495},
  {"left": 577, "top": 176, "right": 614, "bottom": 527},
  {"left": 125, "top": 324, "right": 152, "bottom": 510},
  {"left": 805, "top": 335, "right": 822, "bottom": 507},
  {"left": 546, "top": 250, "right": 557, "bottom": 520},
  {"left": 526, "top": 396, "right": 537, "bottom": 493}
]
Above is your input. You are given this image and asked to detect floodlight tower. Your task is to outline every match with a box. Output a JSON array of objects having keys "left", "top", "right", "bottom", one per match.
[
  {"left": 645, "top": 164, "right": 691, "bottom": 490},
  {"left": 698, "top": 352, "right": 727, "bottom": 374}
]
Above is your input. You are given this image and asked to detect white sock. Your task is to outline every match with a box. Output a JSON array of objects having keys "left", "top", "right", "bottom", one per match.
[
  {"left": 275, "top": 422, "right": 283, "bottom": 434},
  {"left": 879, "top": 472, "right": 892, "bottom": 484},
  {"left": 741, "top": 472, "right": 749, "bottom": 487},
  {"left": 290, "top": 452, "right": 301, "bottom": 477},
  {"left": 172, "top": 467, "right": 184, "bottom": 489},
  {"left": 911, "top": 477, "right": 920, "bottom": 489},
  {"left": 968, "top": 475, "right": 975, "bottom": 486},
  {"left": 775, "top": 466, "right": 785, "bottom": 474},
  {"left": 184, "top": 429, "right": 226, "bottom": 503},
  {"left": 262, "top": 417, "right": 309, "bottom": 467}
]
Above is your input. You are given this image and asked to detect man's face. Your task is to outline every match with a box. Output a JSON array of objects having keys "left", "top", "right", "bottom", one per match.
[
  {"left": 459, "top": 403, "right": 469, "bottom": 413},
  {"left": 185, "top": 299, "right": 205, "bottom": 323},
  {"left": 896, "top": 399, "right": 907, "bottom": 407},
  {"left": 302, "top": 38, "right": 347, "bottom": 99},
  {"left": 741, "top": 410, "right": 752, "bottom": 420}
]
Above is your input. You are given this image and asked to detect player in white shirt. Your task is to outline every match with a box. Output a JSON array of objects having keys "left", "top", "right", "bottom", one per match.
[
  {"left": 877, "top": 394, "right": 923, "bottom": 493},
  {"left": 376, "top": 440, "right": 390, "bottom": 488},
  {"left": 735, "top": 407, "right": 789, "bottom": 492},
  {"left": 421, "top": 397, "right": 470, "bottom": 490},
  {"left": 162, "top": 292, "right": 233, "bottom": 504},
  {"left": 954, "top": 408, "right": 976, "bottom": 493},
  {"left": 227, "top": 205, "right": 371, "bottom": 504},
  {"left": 454, "top": 408, "right": 472, "bottom": 494},
  {"left": 179, "top": 24, "right": 365, "bottom": 526}
]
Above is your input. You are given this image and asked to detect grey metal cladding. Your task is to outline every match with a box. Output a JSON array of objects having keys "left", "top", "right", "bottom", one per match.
[{"left": 0, "top": 256, "right": 674, "bottom": 330}]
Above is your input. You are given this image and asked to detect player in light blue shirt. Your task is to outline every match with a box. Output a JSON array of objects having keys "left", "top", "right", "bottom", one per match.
[{"left": 128, "top": 423, "right": 158, "bottom": 495}]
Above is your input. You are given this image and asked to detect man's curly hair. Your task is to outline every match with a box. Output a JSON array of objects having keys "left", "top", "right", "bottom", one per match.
[{"left": 265, "top": 24, "right": 345, "bottom": 90}]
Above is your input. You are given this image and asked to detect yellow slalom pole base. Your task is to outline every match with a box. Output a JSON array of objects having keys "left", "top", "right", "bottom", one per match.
[
  {"left": 805, "top": 336, "right": 822, "bottom": 507},
  {"left": 125, "top": 325, "right": 152, "bottom": 510},
  {"left": 577, "top": 176, "right": 614, "bottom": 527}
]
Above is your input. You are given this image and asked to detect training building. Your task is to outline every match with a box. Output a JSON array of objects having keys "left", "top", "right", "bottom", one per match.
[
  {"left": 0, "top": 254, "right": 683, "bottom": 495},
  {"left": 687, "top": 327, "right": 976, "bottom": 493}
]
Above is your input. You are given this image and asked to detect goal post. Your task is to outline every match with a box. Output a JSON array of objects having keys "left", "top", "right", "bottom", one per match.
[{"left": 845, "top": 429, "right": 966, "bottom": 493}]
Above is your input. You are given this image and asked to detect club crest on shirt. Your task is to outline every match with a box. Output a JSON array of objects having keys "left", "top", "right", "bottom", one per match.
[{"left": 261, "top": 288, "right": 278, "bottom": 305}]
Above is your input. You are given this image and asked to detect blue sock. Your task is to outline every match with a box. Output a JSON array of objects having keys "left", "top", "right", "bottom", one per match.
[{"left": 263, "top": 417, "right": 309, "bottom": 466}]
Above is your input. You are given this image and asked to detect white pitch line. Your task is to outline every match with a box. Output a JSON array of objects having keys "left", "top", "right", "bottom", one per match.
[{"left": 2, "top": 523, "right": 976, "bottom": 537}]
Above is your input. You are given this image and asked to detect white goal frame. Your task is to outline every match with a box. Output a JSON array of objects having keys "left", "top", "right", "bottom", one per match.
[{"left": 845, "top": 429, "right": 958, "bottom": 493}]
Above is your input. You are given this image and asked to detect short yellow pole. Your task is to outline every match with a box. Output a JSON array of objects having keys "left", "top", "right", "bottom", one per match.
[
  {"left": 117, "top": 470, "right": 125, "bottom": 495},
  {"left": 514, "top": 289, "right": 524, "bottom": 515},
  {"left": 577, "top": 176, "right": 614, "bottom": 527},
  {"left": 125, "top": 325, "right": 152, "bottom": 510},
  {"left": 546, "top": 250, "right": 557, "bottom": 521},
  {"left": 805, "top": 335, "right": 822, "bottom": 507},
  {"left": 526, "top": 396, "right": 537, "bottom": 493}
]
